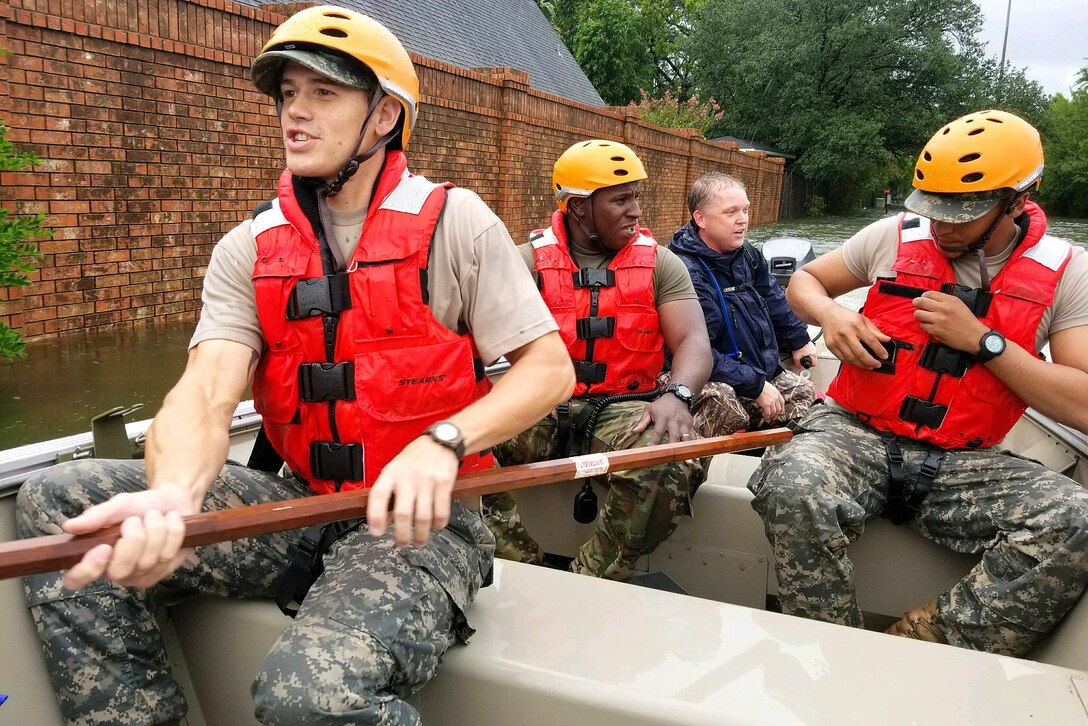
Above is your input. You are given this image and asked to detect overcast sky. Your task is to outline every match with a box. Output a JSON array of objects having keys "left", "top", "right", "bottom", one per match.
[{"left": 974, "top": 0, "right": 1086, "bottom": 97}]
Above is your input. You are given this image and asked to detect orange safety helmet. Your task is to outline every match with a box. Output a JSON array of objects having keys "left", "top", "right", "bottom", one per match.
[
  {"left": 250, "top": 5, "right": 418, "bottom": 150},
  {"left": 905, "top": 110, "right": 1044, "bottom": 223},
  {"left": 553, "top": 140, "right": 648, "bottom": 210}
]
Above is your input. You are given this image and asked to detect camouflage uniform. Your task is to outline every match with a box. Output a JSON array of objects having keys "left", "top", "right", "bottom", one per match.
[
  {"left": 482, "top": 399, "right": 706, "bottom": 581},
  {"left": 661, "top": 370, "right": 816, "bottom": 437},
  {"left": 747, "top": 404, "right": 1088, "bottom": 656},
  {"left": 16, "top": 458, "right": 493, "bottom": 726}
]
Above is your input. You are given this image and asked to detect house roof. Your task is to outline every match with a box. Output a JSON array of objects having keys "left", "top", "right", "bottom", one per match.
[
  {"left": 242, "top": 0, "right": 604, "bottom": 106},
  {"left": 711, "top": 136, "right": 795, "bottom": 160}
]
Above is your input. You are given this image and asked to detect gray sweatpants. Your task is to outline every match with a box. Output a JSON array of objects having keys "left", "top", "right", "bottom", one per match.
[{"left": 16, "top": 459, "right": 494, "bottom": 726}]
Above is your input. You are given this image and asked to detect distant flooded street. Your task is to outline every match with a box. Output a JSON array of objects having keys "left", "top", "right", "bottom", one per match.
[{"left": 2, "top": 213, "right": 1087, "bottom": 451}]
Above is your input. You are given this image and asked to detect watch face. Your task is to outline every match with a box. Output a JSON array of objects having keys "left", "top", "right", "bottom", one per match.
[
  {"left": 676, "top": 384, "right": 693, "bottom": 399},
  {"left": 983, "top": 334, "right": 1004, "bottom": 354},
  {"left": 432, "top": 422, "right": 459, "bottom": 442}
]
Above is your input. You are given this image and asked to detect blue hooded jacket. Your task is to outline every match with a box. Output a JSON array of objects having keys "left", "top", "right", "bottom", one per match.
[{"left": 669, "top": 222, "right": 810, "bottom": 399}]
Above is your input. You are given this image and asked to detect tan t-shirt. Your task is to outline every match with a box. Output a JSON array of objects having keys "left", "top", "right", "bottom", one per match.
[
  {"left": 515, "top": 231, "right": 697, "bottom": 305},
  {"left": 191, "top": 186, "right": 558, "bottom": 364},
  {"left": 841, "top": 214, "right": 1088, "bottom": 351}
]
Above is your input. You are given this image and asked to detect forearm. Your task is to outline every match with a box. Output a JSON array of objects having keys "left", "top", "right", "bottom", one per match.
[
  {"left": 669, "top": 335, "right": 712, "bottom": 393},
  {"left": 449, "top": 331, "right": 574, "bottom": 454},
  {"left": 785, "top": 269, "right": 842, "bottom": 326},
  {"left": 986, "top": 345, "right": 1088, "bottom": 433},
  {"left": 145, "top": 341, "right": 257, "bottom": 508}
]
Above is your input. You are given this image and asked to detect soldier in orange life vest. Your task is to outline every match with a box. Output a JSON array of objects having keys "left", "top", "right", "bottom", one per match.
[
  {"left": 482, "top": 140, "right": 713, "bottom": 581},
  {"left": 747, "top": 110, "right": 1088, "bottom": 656},
  {"left": 15, "top": 6, "right": 573, "bottom": 724}
]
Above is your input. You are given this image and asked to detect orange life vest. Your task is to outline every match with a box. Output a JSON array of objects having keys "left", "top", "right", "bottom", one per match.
[
  {"left": 531, "top": 210, "right": 664, "bottom": 396},
  {"left": 251, "top": 152, "right": 493, "bottom": 492},
  {"left": 828, "top": 202, "right": 1070, "bottom": 448}
]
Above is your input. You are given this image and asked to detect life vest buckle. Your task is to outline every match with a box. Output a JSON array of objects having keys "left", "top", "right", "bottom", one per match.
[
  {"left": 298, "top": 362, "right": 356, "bottom": 402},
  {"left": 286, "top": 273, "right": 352, "bottom": 320},
  {"left": 576, "top": 316, "right": 616, "bottom": 340},
  {"left": 309, "top": 441, "right": 365, "bottom": 482},
  {"left": 899, "top": 396, "right": 948, "bottom": 429},
  {"left": 940, "top": 282, "right": 992, "bottom": 317},
  {"left": 572, "top": 268, "right": 616, "bottom": 288},
  {"left": 573, "top": 360, "right": 607, "bottom": 385},
  {"left": 919, "top": 342, "right": 974, "bottom": 377}
]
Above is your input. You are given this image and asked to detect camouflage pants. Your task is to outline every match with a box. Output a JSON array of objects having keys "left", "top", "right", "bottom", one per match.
[
  {"left": 481, "top": 399, "right": 706, "bottom": 581},
  {"left": 747, "top": 404, "right": 1088, "bottom": 656},
  {"left": 15, "top": 459, "right": 494, "bottom": 726},
  {"left": 662, "top": 370, "right": 816, "bottom": 437}
]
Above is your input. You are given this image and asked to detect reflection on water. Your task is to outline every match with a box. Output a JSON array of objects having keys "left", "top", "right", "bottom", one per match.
[
  {"left": 1, "top": 213, "right": 1086, "bottom": 450},
  {"left": 0, "top": 321, "right": 193, "bottom": 449}
]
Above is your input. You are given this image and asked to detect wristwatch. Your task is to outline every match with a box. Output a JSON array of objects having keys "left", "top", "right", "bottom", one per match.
[
  {"left": 665, "top": 383, "right": 695, "bottom": 408},
  {"left": 423, "top": 421, "right": 465, "bottom": 459},
  {"left": 976, "top": 330, "right": 1007, "bottom": 363}
]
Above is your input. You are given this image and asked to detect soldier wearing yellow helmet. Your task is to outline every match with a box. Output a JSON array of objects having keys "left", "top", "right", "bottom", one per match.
[
  {"left": 482, "top": 139, "right": 713, "bottom": 581},
  {"left": 17, "top": 6, "right": 573, "bottom": 723},
  {"left": 746, "top": 109, "right": 1088, "bottom": 657}
]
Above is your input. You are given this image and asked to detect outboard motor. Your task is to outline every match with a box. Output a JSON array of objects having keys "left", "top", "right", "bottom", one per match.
[{"left": 759, "top": 237, "right": 816, "bottom": 288}]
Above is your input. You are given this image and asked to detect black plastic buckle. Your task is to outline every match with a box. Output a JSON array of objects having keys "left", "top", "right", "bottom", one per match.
[
  {"left": 576, "top": 316, "right": 616, "bottom": 340},
  {"left": 899, "top": 396, "right": 948, "bottom": 429},
  {"left": 919, "top": 450, "right": 944, "bottom": 481},
  {"left": 573, "top": 360, "right": 607, "bottom": 384},
  {"left": 294, "top": 527, "right": 324, "bottom": 560},
  {"left": 940, "top": 282, "right": 992, "bottom": 317},
  {"left": 572, "top": 268, "right": 615, "bottom": 288},
  {"left": 862, "top": 339, "right": 906, "bottom": 375},
  {"left": 919, "top": 342, "right": 973, "bottom": 377},
  {"left": 309, "top": 441, "right": 364, "bottom": 481},
  {"left": 298, "top": 362, "right": 356, "bottom": 402},
  {"left": 287, "top": 273, "right": 352, "bottom": 320}
]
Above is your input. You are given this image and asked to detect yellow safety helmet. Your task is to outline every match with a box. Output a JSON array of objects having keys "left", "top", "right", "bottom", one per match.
[
  {"left": 905, "top": 110, "right": 1043, "bottom": 223},
  {"left": 553, "top": 140, "right": 648, "bottom": 210},
  {"left": 250, "top": 5, "right": 419, "bottom": 150}
]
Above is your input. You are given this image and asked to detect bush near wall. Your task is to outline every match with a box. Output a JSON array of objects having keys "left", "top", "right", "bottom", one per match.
[{"left": 0, "top": 0, "right": 783, "bottom": 341}]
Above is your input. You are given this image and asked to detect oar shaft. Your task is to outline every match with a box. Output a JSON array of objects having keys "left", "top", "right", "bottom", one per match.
[{"left": 0, "top": 429, "right": 789, "bottom": 579}]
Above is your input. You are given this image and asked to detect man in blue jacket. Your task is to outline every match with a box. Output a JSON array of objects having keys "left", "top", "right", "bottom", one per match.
[{"left": 669, "top": 172, "right": 817, "bottom": 434}]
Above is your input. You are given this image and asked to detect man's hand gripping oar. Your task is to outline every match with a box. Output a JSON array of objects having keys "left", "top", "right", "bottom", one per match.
[{"left": 0, "top": 429, "right": 790, "bottom": 580}]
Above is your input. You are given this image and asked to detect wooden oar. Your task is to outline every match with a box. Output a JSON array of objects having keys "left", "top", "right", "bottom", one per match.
[{"left": 0, "top": 428, "right": 790, "bottom": 579}]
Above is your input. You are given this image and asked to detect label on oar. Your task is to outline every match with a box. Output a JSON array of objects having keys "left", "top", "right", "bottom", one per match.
[{"left": 572, "top": 453, "right": 609, "bottom": 478}]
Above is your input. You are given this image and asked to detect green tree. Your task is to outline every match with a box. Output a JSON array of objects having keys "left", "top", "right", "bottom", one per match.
[
  {"left": 568, "top": 0, "right": 656, "bottom": 104},
  {"left": 687, "top": 0, "right": 1021, "bottom": 209},
  {"left": 1037, "top": 66, "right": 1088, "bottom": 216},
  {"left": 539, "top": 0, "right": 699, "bottom": 103},
  {"left": 0, "top": 119, "right": 47, "bottom": 359}
]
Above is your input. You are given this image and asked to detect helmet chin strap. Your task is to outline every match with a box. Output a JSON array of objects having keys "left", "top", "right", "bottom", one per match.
[
  {"left": 569, "top": 196, "right": 604, "bottom": 251},
  {"left": 966, "top": 195, "right": 1016, "bottom": 292}
]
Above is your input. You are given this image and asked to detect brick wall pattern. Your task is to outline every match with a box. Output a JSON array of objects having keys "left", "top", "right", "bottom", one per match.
[{"left": 0, "top": 0, "right": 784, "bottom": 340}]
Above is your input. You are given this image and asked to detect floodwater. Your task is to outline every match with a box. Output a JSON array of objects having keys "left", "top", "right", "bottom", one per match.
[{"left": 1, "top": 213, "right": 1087, "bottom": 451}]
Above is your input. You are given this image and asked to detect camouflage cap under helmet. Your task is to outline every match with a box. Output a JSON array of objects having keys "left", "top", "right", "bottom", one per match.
[
  {"left": 250, "top": 5, "right": 419, "bottom": 150},
  {"left": 904, "top": 110, "right": 1043, "bottom": 223}
]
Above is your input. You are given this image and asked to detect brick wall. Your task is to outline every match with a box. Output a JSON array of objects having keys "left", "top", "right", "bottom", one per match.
[{"left": 0, "top": 0, "right": 784, "bottom": 341}]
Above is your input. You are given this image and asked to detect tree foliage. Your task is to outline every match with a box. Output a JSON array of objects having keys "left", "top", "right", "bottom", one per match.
[
  {"left": 0, "top": 119, "right": 47, "bottom": 359},
  {"left": 1037, "top": 66, "right": 1088, "bottom": 216},
  {"left": 687, "top": 0, "right": 1047, "bottom": 210},
  {"left": 539, "top": 0, "right": 700, "bottom": 104}
]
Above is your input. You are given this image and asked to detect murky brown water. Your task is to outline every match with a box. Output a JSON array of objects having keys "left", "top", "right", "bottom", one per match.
[{"left": 2, "top": 214, "right": 1086, "bottom": 451}]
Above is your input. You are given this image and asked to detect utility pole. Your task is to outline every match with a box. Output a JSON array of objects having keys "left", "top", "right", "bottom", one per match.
[{"left": 997, "top": 0, "right": 1012, "bottom": 99}]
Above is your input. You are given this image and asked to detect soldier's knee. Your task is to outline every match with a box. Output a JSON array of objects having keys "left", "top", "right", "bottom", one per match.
[
  {"left": 14, "top": 463, "right": 87, "bottom": 537},
  {"left": 253, "top": 667, "right": 415, "bottom": 726}
]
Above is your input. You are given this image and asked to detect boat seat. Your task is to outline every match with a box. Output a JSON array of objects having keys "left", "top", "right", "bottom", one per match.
[{"left": 168, "top": 560, "right": 1088, "bottom": 726}]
